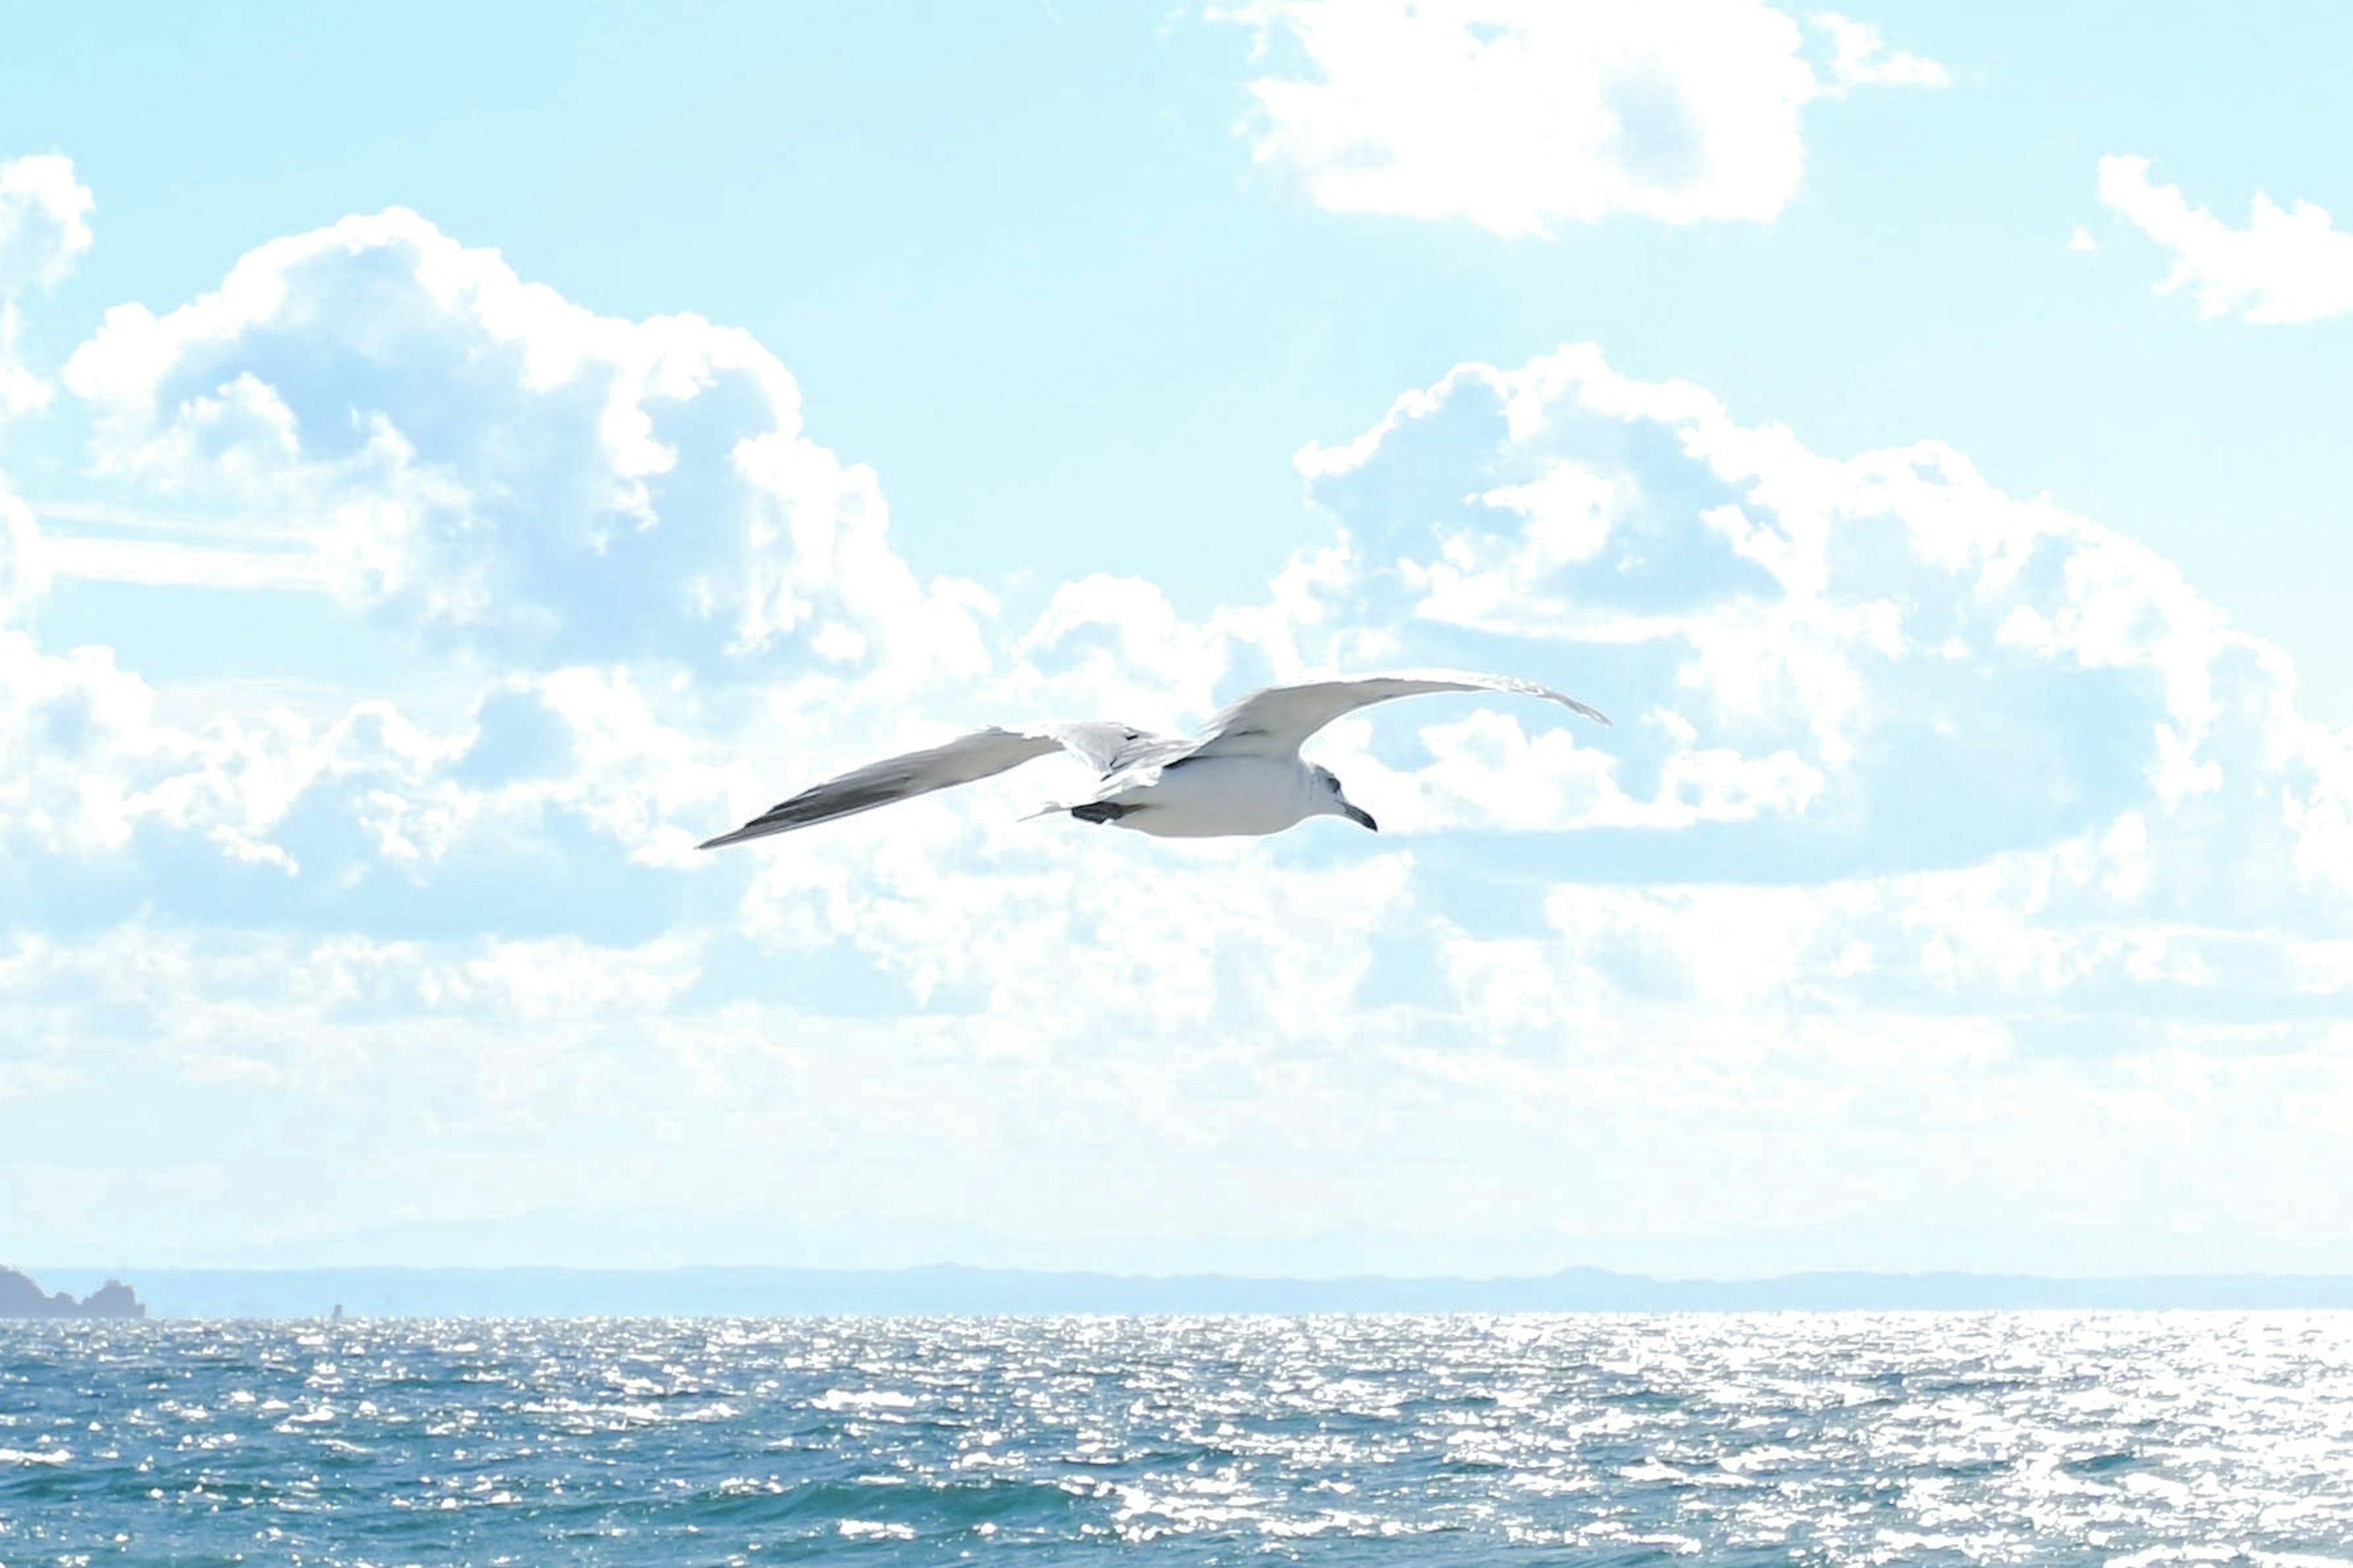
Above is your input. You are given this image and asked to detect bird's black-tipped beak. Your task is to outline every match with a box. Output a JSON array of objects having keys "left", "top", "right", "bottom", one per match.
[{"left": 1343, "top": 803, "right": 1378, "bottom": 832}]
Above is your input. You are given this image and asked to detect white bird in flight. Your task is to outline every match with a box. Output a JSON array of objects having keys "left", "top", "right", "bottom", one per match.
[{"left": 700, "top": 671, "right": 1609, "bottom": 849}]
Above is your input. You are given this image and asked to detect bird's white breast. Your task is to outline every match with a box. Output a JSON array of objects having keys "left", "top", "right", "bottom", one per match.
[{"left": 1104, "top": 756, "right": 1319, "bottom": 838}]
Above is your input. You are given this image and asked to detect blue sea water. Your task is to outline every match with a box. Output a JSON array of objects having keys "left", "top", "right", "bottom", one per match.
[{"left": 5, "top": 1314, "right": 2353, "bottom": 1566}]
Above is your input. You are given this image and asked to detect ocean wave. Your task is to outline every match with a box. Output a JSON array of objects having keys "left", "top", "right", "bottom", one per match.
[
  {"left": 2, "top": 1314, "right": 2352, "bottom": 1561},
  {"left": 0, "top": 1446, "right": 72, "bottom": 1466}
]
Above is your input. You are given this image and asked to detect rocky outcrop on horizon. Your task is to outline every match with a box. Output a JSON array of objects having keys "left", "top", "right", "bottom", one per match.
[{"left": 0, "top": 1267, "right": 147, "bottom": 1319}]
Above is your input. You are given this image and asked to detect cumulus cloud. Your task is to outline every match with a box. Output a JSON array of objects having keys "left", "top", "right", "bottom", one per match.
[
  {"left": 0, "top": 154, "right": 96, "bottom": 417},
  {"left": 64, "top": 208, "right": 989, "bottom": 677},
  {"left": 1295, "top": 346, "right": 2353, "bottom": 915},
  {"left": 10, "top": 191, "right": 2353, "bottom": 1271},
  {"left": 0, "top": 155, "right": 92, "bottom": 292},
  {"left": 2098, "top": 154, "right": 2353, "bottom": 324},
  {"left": 4, "top": 208, "right": 1004, "bottom": 940},
  {"left": 1215, "top": 0, "right": 1943, "bottom": 235}
]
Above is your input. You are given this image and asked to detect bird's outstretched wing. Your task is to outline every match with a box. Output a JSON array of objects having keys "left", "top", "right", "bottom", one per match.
[
  {"left": 700, "top": 725, "right": 1141, "bottom": 849},
  {"left": 1185, "top": 671, "right": 1610, "bottom": 762}
]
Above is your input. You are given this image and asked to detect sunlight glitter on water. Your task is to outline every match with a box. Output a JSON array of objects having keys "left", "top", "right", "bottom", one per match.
[{"left": 2, "top": 1313, "right": 2352, "bottom": 1564}]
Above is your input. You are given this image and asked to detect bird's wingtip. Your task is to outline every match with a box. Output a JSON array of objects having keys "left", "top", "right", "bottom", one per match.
[{"left": 1553, "top": 691, "right": 1611, "bottom": 727}]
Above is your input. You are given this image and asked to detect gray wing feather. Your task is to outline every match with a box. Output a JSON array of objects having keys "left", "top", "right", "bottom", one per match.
[
  {"left": 702, "top": 727, "right": 1072, "bottom": 849},
  {"left": 1037, "top": 721, "right": 1178, "bottom": 775},
  {"left": 1055, "top": 724, "right": 1193, "bottom": 790},
  {"left": 1186, "top": 670, "right": 1610, "bottom": 761}
]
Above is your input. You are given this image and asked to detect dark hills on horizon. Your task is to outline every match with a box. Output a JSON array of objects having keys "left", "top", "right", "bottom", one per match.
[
  {"left": 17, "top": 1263, "right": 2353, "bottom": 1320},
  {"left": 0, "top": 1266, "right": 147, "bottom": 1319}
]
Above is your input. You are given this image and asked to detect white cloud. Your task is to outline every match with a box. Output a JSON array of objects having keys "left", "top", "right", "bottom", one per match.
[
  {"left": 2097, "top": 154, "right": 2353, "bottom": 324},
  {"left": 41, "top": 533, "right": 336, "bottom": 592},
  {"left": 1810, "top": 12, "right": 1949, "bottom": 96},
  {"left": 0, "top": 487, "right": 48, "bottom": 616},
  {"left": 0, "top": 154, "right": 96, "bottom": 417},
  {"left": 63, "top": 208, "right": 990, "bottom": 679},
  {"left": 31, "top": 499, "right": 377, "bottom": 593},
  {"left": 12, "top": 194, "right": 2353, "bottom": 1273},
  {"left": 1216, "top": 0, "right": 1944, "bottom": 235},
  {"left": 0, "top": 155, "right": 93, "bottom": 292},
  {"left": 1290, "top": 343, "right": 2353, "bottom": 918}
]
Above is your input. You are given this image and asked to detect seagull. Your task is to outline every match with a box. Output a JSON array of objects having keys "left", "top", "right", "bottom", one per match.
[{"left": 699, "top": 671, "right": 1609, "bottom": 849}]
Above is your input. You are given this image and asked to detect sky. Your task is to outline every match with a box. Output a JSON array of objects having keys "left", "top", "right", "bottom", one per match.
[{"left": 4, "top": 0, "right": 2353, "bottom": 1279}]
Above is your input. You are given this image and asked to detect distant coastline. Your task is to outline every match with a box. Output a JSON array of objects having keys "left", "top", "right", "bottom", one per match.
[
  {"left": 0, "top": 1266, "right": 147, "bottom": 1319},
  {"left": 20, "top": 1264, "right": 2353, "bottom": 1320}
]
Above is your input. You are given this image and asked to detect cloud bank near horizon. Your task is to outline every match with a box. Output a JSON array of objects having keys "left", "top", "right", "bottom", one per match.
[{"left": 4, "top": 151, "right": 2352, "bottom": 1273}]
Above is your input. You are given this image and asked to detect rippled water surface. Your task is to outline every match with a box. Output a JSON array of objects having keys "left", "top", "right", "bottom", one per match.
[{"left": 6, "top": 1314, "right": 2353, "bottom": 1564}]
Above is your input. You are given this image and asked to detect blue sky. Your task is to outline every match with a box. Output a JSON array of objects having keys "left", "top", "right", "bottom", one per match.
[{"left": 5, "top": 0, "right": 2353, "bottom": 1277}]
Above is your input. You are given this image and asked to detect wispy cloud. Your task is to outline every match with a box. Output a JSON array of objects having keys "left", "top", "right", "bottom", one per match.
[
  {"left": 30, "top": 499, "right": 334, "bottom": 591},
  {"left": 39, "top": 535, "right": 336, "bottom": 592},
  {"left": 2097, "top": 154, "right": 2353, "bottom": 324},
  {"left": 1809, "top": 12, "right": 1949, "bottom": 97}
]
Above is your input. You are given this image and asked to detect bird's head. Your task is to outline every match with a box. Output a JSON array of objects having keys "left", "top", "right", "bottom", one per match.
[{"left": 1310, "top": 765, "right": 1377, "bottom": 832}]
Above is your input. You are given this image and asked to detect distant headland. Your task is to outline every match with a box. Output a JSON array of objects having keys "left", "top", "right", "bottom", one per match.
[
  {"left": 0, "top": 1266, "right": 146, "bottom": 1319},
  {"left": 23, "top": 1263, "right": 2353, "bottom": 1319}
]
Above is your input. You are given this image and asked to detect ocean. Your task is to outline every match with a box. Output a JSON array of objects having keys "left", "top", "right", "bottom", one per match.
[{"left": 4, "top": 1312, "right": 2351, "bottom": 1564}]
